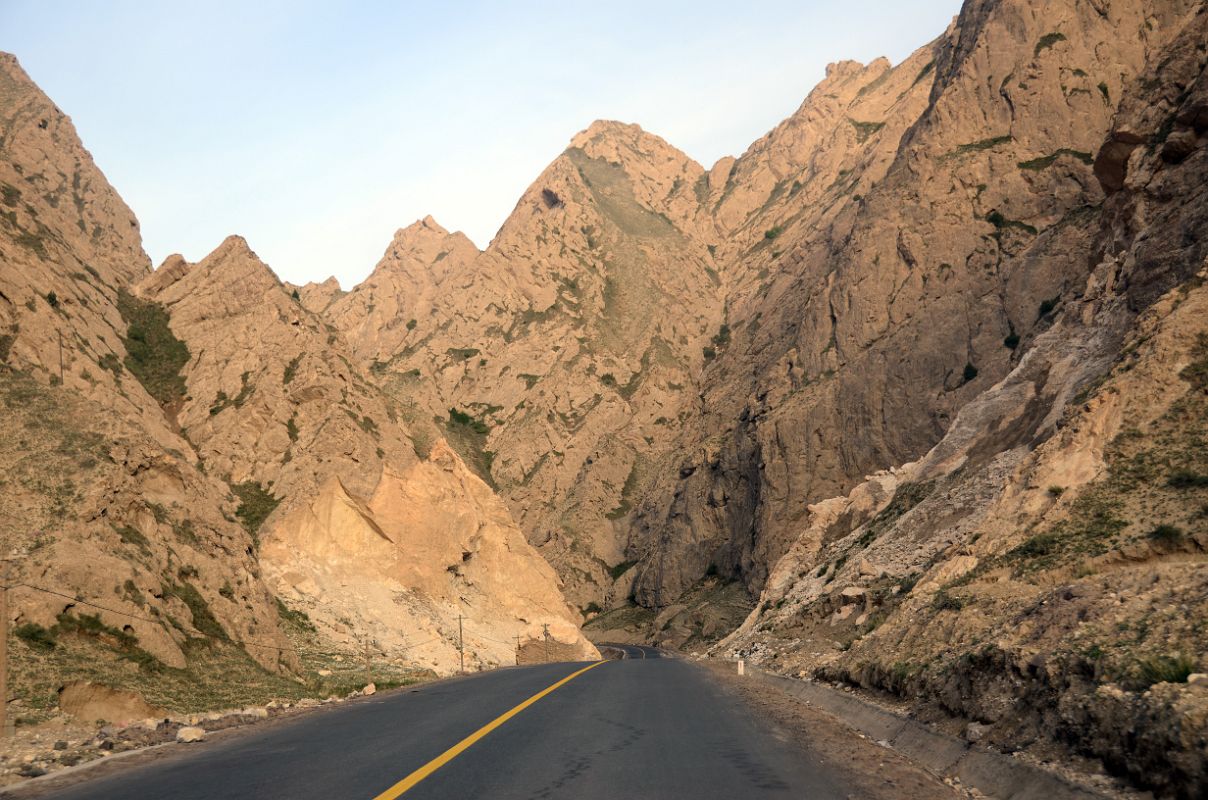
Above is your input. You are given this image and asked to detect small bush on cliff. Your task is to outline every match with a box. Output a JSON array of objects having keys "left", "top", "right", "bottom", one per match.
[
  {"left": 15, "top": 623, "right": 56, "bottom": 651},
  {"left": 231, "top": 481, "right": 280, "bottom": 542},
  {"left": 1135, "top": 653, "right": 1196, "bottom": 688}
]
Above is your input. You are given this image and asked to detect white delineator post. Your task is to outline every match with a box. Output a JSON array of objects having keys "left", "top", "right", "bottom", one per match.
[{"left": 737, "top": 659, "right": 745, "bottom": 676}]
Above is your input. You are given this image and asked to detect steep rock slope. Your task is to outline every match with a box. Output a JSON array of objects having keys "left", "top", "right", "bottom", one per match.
[
  {"left": 0, "top": 53, "right": 296, "bottom": 713},
  {"left": 138, "top": 239, "right": 597, "bottom": 673},
  {"left": 719, "top": 9, "right": 1208, "bottom": 795},
  {"left": 625, "top": 0, "right": 1202, "bottom": 606},
  {"left": 325, "top": 122, "right": 726, "bottom": 611}
]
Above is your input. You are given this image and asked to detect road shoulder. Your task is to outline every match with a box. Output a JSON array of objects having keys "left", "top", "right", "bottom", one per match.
[{"left": 698, "top": 659, "right": 967, "bottom": 799}]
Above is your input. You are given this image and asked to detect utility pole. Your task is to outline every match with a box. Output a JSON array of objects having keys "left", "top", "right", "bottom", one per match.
[
  {"left": 57, "top": 330, "right": 63, "bottom": 385},
  {"left": 1, "top": 566, "right": 9, "bottom": 738},
  {"left": 458, "top": 614, "right": 464, "bottom": 674},
  {"left": 542, "top": 623, "right": 551, "bottom": 664}
]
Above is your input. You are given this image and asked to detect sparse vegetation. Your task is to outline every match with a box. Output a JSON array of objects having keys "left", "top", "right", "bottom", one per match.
[
  {"left": 1018, "top": 149, "right": 1093, "bottom": 170},
  {"left": 1004, "top": 332, "right": 1021, "bottom": 349},
  {"left": 1168, "top": 469, "right": 1208, "bottom": 489},
  {"left": 1147, "top": 524, "right": 1185, "bottom": 545},
  {"left": 230, "top": 481, "right": 281, "bottom": 542},
  {"left": 283, "top": 354, "right": 302, "bottom": 385},
  {"left": 1134, "top": 653, "right": 1196, "bottom": 688},
  {"left": 116, "top": 289, "right": 190, "bottom": 405},
  {"left": 15, "top": 623, "right": 56, "bottom": 651},
  {"left": 1034, "top": 32, "right": 1066, "bottom": 57},
  {"left": 764, "top": 225, "right": 783, "bottom": 240},
  {"left": 849, "top": 119, "right": 886, "bottom": 143}
]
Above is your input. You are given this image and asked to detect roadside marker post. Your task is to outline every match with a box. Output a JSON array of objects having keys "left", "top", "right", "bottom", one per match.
[{"left": 737, "top": 659, "right": 745, "bottom": 676}]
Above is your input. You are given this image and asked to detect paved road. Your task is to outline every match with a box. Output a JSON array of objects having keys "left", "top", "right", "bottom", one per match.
[{"left": 33, "top": 652, "right": 856, "bottom": 799}]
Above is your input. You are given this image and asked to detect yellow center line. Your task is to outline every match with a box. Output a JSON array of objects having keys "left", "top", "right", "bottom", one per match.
[{"left": 370, "top": 660, "right": 608, "bottom": 799}]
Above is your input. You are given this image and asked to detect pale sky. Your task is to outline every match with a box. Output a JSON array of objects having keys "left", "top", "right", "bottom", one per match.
[{"left": 0, "top": 1, "right": 961, "bottom": 288}]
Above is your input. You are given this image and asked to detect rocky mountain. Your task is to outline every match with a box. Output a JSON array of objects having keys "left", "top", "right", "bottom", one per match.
[
  {"left": 0, "top": 48, "right": 594, "bottom": 727},
  {"left": 3, "top": 0, "right": 1207, "bottom": 792},
  {"left": 316, "top": 121, "right": 727, "bottom": 612},
  {"left": 294, "top": 0, "right": 1206, "bottom": 792}
]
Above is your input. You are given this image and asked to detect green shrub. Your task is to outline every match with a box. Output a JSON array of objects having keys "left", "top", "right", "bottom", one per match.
[
  {"left": 448, "top": 407, "right": 489, "bottom": 435},
  {"left": 283, "top": 355, "right": 302, "bottom": 385},
  {"left": 608, "top": 561, "right": 637, "bottom": 580},
  {"left": 406, "top": 319, "right": 417, "bottom": 330},
  {"left": 1168, "top": 470, "right": 1208, "bottom": 489},
  {"left": 1009, "top": 533, "right": 1060, "bottom": 559},
  {"left": 764, "top": 225, "right": 783, "bottom": 240},
  {"left": 286, "top": 415, "right": 299, "bottom": 442},
  {"left": 15, "top": 623, "right": 56, "bottom": 651},
  {"left": 1180, "top": 333, "right": 1208, "bottom": 389},
  {"left": 275, "top": 597, "right": 315, "bottom": 632},
  {"left": 116, "top": 290, "right": 190, "bottom": 405},
  {"left": 45, "top": 292, "right": 59, "bottom": 308},
  {"left": 231, "top": 481, "right": 280, "bottom": 541},
  {"left": 703, "top": 346, "right": 717, "bottom": 361},
  {"left": 1135, "top": 653, "right": 1196, "bottom": 687},
  {"left": 933, "top": 589, "right": 965, "bottom": 612},
  {"left": 1017, "top": 149, "right": 1092, "bottom": 170},
  {"left": 1034, "top": 32, "right": 1066, "bottom": 56},
  {"left": 1148, "top": 524, "right": 1185, "bottom": 545},
  {"left": 164, "top": 581, "right": 227, "bottom": 640}
]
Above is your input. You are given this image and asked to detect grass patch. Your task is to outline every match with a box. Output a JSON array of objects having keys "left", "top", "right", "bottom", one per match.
[
  {"left": 116, "top": 290, "right": 190, "bottom": 406},
  {"left": 605, "top": 462, "right": 641, "bottom": 520},
  {"left": 1018, "top": 149, "right": 1093, "bottom": 170},
  {"left": 1034, "top": 32, "right": 1066, "bottom": 57},
  {"left": 283, "top": 355, "right": 302, "bottom": 385},
  {"left": 15, "top": 623, "right": 56, "bottom": 651},
  {"left": 849, "top": 119, "right": 886, "bottom": 143},
  {"left": 608, "top": 560, "right": 638, "bottom": 580},
  {"left": 1168, "top": 469, "right": 1208, "bottom": 489},
  {"left": 231, "top": 481, "right": 280, "bottom": 543},
  {"left": 944, "top": 135, "right": 1013, "bottom": 159},
  {"left": 1134, "top": 653, "right": 1196, "bottom": 688}
]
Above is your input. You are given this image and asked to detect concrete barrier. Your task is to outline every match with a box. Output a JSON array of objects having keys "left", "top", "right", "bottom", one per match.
[{"left": 752, "top": 670, "right": 1105, "bottom": 800}]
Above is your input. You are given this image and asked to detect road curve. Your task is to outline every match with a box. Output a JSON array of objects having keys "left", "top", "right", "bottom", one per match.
[{"left": 30, "top": 657, "right": 857, "bottom": 799}]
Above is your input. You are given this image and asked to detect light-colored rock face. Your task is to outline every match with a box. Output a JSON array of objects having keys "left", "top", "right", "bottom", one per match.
[
  {"left": 717, "top": 7, "right": 1208, "bottom": 794},
  {"left": 1, "top": 48, "right": 596, "bottom": 711},
  {"left": 324, "top": 121, "right": 726, "bottom": 610},
  {"left": 0, "top": 54, "right": 294, "bottom": 685},
  {"left": 623, "top": 0, "right": 1203, "bottom": 606},
  {"left": 136, "top": 235, "right": 597, "bottom": 674},
  {"left": 262, "top": 441, "right": 597, "bottom": 674}
]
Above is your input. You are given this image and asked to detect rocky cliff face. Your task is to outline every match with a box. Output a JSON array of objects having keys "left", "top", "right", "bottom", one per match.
[
  {"left": 627, "top": 0, "right": 1202, "bottom": 607},
  {"left": 0, "top": 52, "right": 296, "bottom": 705},
  {"left": 136, "top": 238, "right": 597, "bottom": 672},
  {"left": 0, "top": 47, "right": 595, "bottom": 721},
  {"left": 323, "top": 121, "right": 726, "bottom": 611},
  {"left": 716, "top": 5, "right": 1208, "bottom": 796}
]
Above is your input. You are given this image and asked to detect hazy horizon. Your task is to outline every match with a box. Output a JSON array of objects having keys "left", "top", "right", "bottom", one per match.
[{"left": 0, "top": 0, "right": 961, "bottom": 288}]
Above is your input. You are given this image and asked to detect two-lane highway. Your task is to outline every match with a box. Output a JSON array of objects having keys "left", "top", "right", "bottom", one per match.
[{"left": 29, "top": 655, "right": 858, "bottom": 799}]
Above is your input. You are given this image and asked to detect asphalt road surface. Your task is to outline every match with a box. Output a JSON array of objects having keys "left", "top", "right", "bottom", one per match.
[{"left": 34, "top": 649, "right": 859, "bottom": 799}]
